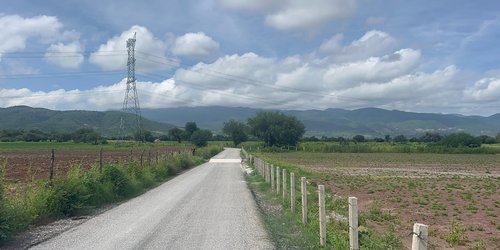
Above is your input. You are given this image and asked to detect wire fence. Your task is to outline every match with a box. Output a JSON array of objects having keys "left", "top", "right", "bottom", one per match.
[{"left": 243, "top": 148, "right": 432, "bottom": 250}]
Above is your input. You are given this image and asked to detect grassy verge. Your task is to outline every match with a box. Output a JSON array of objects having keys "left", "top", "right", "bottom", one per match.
[
  {"left": 0, "top": 144, "right": 223, "bottom": 244},
  {"left": 246, "top": 169, "right": 319, "bottom": 249},
  {"left": 246, "top": 154, "right": 404, "bottom": 249}
]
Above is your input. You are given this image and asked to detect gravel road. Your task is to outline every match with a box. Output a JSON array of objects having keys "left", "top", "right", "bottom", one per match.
[{"left": 32, "top": 148, "right": 273, "bottom": 250}]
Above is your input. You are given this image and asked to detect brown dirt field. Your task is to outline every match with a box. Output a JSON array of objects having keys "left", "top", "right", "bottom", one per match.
[
  {"left": 265, "top": 152, "right": 500, "bottom": 250},
  {"left": 0, "top": 147, "right": 191, "bottom": 183}
]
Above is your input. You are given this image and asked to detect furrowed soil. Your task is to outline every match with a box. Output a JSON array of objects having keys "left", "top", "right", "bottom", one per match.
[
  {"left": 262, "top": 152, "right": 500, "bottom": 250},
  {"left": 0, "top": 147, "right": 192, "bottom": 195}
]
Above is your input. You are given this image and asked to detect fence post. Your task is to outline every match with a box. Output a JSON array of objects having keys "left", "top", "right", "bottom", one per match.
[
  {"left": 140, "top": 150, "right": 145, "bottom": 167},
  {"left": 50, "top": 149, "right": 55, "bottom": 181},
  {"left": 349, "top": 197, "right": 359, "bottom": 250},
  {"left": 412, "top": 223, "right": 428, "bottom": 250},
  {"left": 301, "top": 177, "right": 308, "bottom": 224},
  {"left": 276, "top": 166, "right": 280, "bottom": 194},
  {"left": 282, "top": 169, "right": 287, "bottom": 201},
  {"left": 99, "top": 148, "right": 103, "bottom": 174},
  {"left": 271, "top": 164, "right": 275, "bottom": 191},
  {"left": 156, "top": 151, "right": 159, "bottom": 164},
  {"left": 265, "top": 163, "right": 269, "bottom": 183},
  {"left": 319, "top": 185, "right": 326, "bottom": 246},
  {"left": 290, "top": 172, "right": 295, "bottom": 212}
]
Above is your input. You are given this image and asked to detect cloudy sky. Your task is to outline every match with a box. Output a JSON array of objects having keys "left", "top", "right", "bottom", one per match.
[{"left": 0, "top": 0, "right": 499, "bottom": 115}]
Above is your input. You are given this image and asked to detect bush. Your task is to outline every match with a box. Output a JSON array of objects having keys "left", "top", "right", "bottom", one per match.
[
  {"left": 190, "top": 130, "right": 212, "bottom": 147},
  {"left": 440, "top": 132, "right": 482, "bottom": 148}
]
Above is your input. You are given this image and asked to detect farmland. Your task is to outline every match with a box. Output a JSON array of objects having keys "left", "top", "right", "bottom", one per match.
[
  {"left": 259, "top": 151, "right": 500, "bottom": 249},
  {"left": 0, "top": 141, "right": 194, "bottom": 183}
]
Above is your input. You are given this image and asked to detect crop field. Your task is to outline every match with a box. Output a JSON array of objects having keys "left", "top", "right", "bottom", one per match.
[
  {"left": 0, "top": 141, "right": 194, "bottom": 186},
  {"left": 261, "top": 151, "right": 500, "bottom": 249}
]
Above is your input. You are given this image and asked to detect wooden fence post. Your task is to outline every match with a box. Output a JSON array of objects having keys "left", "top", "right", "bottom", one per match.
[
  {"left": 282, "top": 169, "right": 287, "bottom": 201},
  {"left": 271, "top": 164, "right": 275, "bottom": 191},
  {"left": 140, "top": 150, "right": 145, "bottom": 167},
  {"left": 99, "top": 148, "right": 103, "bottom": 174},
  {"left": 156, "top": 151, "right": 159, "bottom": 164},
  {"left": 276, "top": 166, "right": 280, "bottom": 194},
  {"left": 412, "top": 223, "right": 428, "bottom": 250},
  {"left": 50, "top": 149, "right": 55, "bottom": 181},
  {"left": 290, "top": 172, "right": 295, "bottom": 212},
  {"left": 319, "top": 185, "right": 326, "bottom": 246},
  {"left": 301, "top": 177, "right": 308, "bottom": 224},
  {"left": 349, "top": 197, "right": 359, "bottom": 250}
]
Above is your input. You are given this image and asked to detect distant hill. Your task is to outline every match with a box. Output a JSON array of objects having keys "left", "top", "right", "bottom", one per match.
[
  {"left": 141, "top": 106, "right": 500, "bottom": 137},
  {"left": 0, "top": 106, "right": 175, "bottom": 137}
]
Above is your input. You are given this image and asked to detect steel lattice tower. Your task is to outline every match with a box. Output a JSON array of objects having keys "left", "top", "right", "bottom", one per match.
[{"left": 120, "top": 32, "right": 142, "bottom": 139}]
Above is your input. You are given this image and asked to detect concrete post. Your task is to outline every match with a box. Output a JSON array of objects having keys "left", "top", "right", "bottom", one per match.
[
  {"left": 290, "top": 172, "right": 296, "bottom": 212},
  {"left": 282, "top": 169, "right": 287, "bottom": 201},
  {"left": 349, "top": 197, "right": 359, "bottom": 250},
  {"left": 412, "top": 223, "right": 428, "bottom": 250},
  {"left": 319, "top": 185, "right": 326, "bottom": 246},
  {"left": 301, "top": 177, "right": 307, "bottom": 224},
  {"left": 276, "top": 166, "right": 280, "bottom": 194},
  {"left": 271, "top": 164, "right": 275, "bottom": 191}
]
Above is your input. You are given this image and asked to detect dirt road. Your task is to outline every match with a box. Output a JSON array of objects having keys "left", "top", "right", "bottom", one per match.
[{"left": 32, "top": 148, "right": 273, "bottom": 250}]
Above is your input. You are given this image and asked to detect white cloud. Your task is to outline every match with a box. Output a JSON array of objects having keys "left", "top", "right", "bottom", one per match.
[
  {"left": 218, "top": 0, "right": 357, "bottom": 32},
  {"left": 463, "top": 77, "right": 500, "bottom": 102},
  {"left": 265, "top": 0, "right": 357, "bottom": 31},
  {"left": 172, "top": 32, "right": 220, "bottom": 59},
  {"left": 0, "top": 15, "right": 78, "bottom": 57},
  {"left": 0, "top": 29, "right": 471, "bottom": 114},
  {"left": 320, "top": 30, "right": 397, "bottom": 62},
  {"left": 89, "top": 25, "right": 176, "bottom": 72},
  {"left": 45, "top": 41, "right": 84, "bottom": 68}
]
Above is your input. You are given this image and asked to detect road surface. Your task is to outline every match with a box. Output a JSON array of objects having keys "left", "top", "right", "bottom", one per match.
[{"left": 32, "top": 148, "right": 273, "bottom": 250}]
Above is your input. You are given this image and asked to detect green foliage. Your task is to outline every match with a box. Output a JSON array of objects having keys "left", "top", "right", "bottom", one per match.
[
  {"left": 72, "top": 128, "right": 105, "bottom": 144},
  {"left": 353, "top": 134, "right": 365, "bottom": 142},
  {"left": 168, "top": 127, "right": 183, "bottom": 143},
  {"left": 133, "top": 130, "right": 155, "bottom": 142},
  {"left": 183, "top": 122, "right": 199, "bottom": 139},
  {"left": 0, "top": 147, "right": 222, "bottom": 243},
  {"left": 446, "top": 220, "right": 465, "bottom": 246},
  {"left": 222, "top": 120, "right": 248, "bottom": 146},
  {"left": 440, "top": 132, "right": 482, "bottom": 148},
  {"left": 248, "top": 111, "right": 305, "bottom": 147},
  {"left": 190, "top": 130, "right": 212, "bottom": 147},
  {"left": 393, "top": 135, "right": 408, "bottom": 143}
]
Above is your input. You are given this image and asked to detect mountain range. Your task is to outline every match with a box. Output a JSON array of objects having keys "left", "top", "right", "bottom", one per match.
[
  {"left": 1, "top": 106, "right": 499, "bottom": 137},
  {"left": 0, "top": 106, "right": 174, "bottom": 137},
  {"left": 141, "top": 106, "right": 500, "bottom": 137}
]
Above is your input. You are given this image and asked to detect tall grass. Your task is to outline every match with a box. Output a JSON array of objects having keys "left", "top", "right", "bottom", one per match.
[
  {"left": 241, "top": 141, "right": 500, "bottom": 154},
  {"left": 0, "top": 144, "right": 223, "bottom": 244}
]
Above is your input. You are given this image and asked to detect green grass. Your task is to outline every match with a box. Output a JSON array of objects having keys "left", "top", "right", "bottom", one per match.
[
  {"left": 0, "top": 143, "right": 223, "bottom": 244},
  {"left": 246, "top": 156, "right": 403, "bottom": 249}
]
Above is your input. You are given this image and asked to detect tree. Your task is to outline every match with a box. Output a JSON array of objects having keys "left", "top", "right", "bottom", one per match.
[
  {"left": 247, "top": 112, "right": 305, "bottom": 147},
  {"left": 72, "top": 128, "right": 102, "bottom": 144},
  {"left": 393, "top": 135, "right": 408, "bottom": 143},
  {"left": 440, "top": 132, "right": 481, "bottom": 148},
  {"left": 168, "top": 127, "right": 184, "bottom": 143},
  {"left": 419, "top": 132, "right": 441, "bottom": 142},
  {"left": 496, "top": 133, "right": 500, "bottom": 143},
  {"left": 133, "top": 130, "right": 155, "bottom": 142},
  {"left": 184, "top": 122, "right": 199, "bottom": 139},
  {"left": 384, "top": 135, "right": 391, "bottom": 142},
  {"left": 190, "top": 129, "right": 212, "bottom": 147},
  {"left": 222, "top": 120, "right": 248, "bottom": 146},
  {"left": 353, "top": 134, "right": 365, "bottom": 143}
]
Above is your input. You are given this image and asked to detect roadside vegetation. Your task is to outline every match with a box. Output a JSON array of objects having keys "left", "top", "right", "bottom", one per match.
[{"left": 0, "top": 143, "right": 223, "bottom": 244}]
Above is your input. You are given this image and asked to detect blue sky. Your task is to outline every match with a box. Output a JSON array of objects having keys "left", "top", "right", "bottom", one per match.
[{"left": 1, "top": 0, "right": 499, "bottom": 115}]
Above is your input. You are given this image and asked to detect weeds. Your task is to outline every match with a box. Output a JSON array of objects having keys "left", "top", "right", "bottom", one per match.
[{"left": 0, "top": 145, "right": 222, "bottom": 244}]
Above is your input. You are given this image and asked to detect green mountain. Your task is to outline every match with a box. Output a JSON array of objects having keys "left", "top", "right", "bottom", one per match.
[
  {"left": 141, "top": 106, "right": 500, "bottom": 137},
  {"left": 0, "top": 106, "right": 175, "bottom": 137}
]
